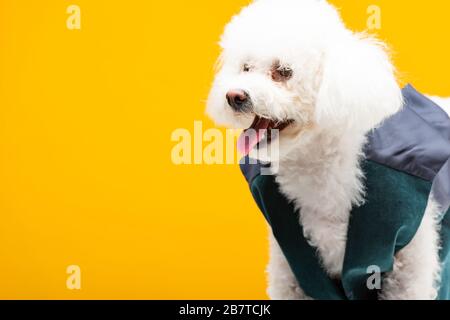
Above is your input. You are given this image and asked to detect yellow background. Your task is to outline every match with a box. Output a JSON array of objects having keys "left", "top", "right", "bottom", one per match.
[{"left": 0, "top": 0, "right": 449, "bottom": 299}]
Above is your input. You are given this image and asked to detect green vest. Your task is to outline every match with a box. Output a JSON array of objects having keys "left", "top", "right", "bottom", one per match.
[{"left": 240, "top": 85, "right": 450, "bottom": 300}]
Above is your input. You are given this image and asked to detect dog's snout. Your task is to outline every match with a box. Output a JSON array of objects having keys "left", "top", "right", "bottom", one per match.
[{"left": 226, "top": 89, "right": 251, "bottom": 112}]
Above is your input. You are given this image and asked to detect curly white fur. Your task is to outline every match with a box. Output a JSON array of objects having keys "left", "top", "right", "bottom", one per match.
[{"left": 207, "top": 0, "right": 443, "bottom": 300}]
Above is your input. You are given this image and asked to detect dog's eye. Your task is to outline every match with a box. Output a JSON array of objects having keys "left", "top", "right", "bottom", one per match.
[
  {"left": 272, "top": 66, "right": 293, "bottom": 82},
  {"left": 242, "top": 64, "right": 251, "bottom": 72}
]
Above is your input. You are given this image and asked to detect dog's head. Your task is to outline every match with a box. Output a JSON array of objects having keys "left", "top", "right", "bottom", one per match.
[{"left": 207, "top": 0, "right": 403, "bottom": 161}]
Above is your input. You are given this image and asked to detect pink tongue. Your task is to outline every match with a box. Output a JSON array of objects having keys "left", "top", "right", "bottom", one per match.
[{"left": 237, "top": 117, "right": 271, "bottom": 156}]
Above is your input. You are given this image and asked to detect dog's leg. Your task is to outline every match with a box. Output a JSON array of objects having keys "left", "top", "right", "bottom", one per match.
[
  {"left": 267, "top": 232, "right": 311, "bottom": 300},
  {"left": 379, "top": 200, "right": 441, "bottom": 300}
]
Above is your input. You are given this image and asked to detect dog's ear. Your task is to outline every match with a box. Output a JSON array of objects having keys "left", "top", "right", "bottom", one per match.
[{"left": 315, "top": 33, "right": 403, "bottom": 132}]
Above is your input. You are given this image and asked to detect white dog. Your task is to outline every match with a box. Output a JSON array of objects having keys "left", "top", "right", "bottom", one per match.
[{"left": 207, "top": 0, "right": 449, "bottom": 300}]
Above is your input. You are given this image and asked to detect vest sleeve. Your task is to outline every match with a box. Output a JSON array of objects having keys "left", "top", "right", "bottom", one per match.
[{"left": 342, "top": 160, "right": 431, "bottom": 299}]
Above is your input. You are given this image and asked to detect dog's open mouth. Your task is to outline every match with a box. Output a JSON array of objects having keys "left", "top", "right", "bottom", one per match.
[{"left": 237, "top": 115, "right": 294, "bottom": 156}]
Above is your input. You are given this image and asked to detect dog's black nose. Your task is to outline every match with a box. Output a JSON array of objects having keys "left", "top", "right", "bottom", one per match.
[{"left": 226, "top": 89, "right": 251, "bottom": 112}]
